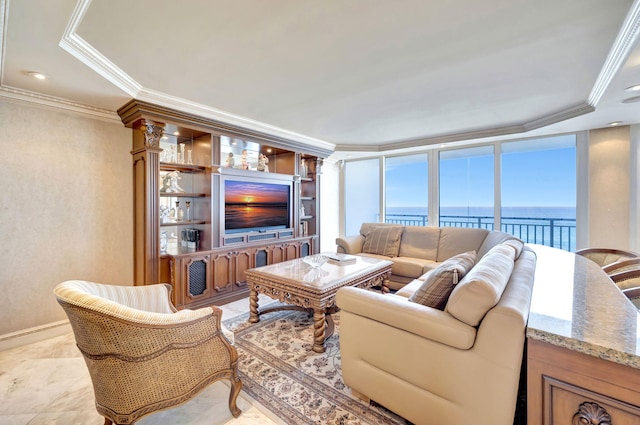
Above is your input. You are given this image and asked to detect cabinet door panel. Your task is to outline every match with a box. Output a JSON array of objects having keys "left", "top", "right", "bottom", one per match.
[
  {"left": 284, "top": 242, "right": 299, "bottom": 261},
  {"left": 183, "top": 255, "right": 211, "bottom": 305},
  {"left": 269, "top": 246, "right": 285, "bottom": 264},
  {"left": 211, "top": 253, "right": 234, "bottom": 294},
  {"left": 233, "top": 250, "right": 253, "bottom": 289},
  {"left": 546, "top": 377, "right": 640, "bottom": 425}
]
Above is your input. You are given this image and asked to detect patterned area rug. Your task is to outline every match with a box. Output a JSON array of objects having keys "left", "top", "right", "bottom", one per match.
[{"left": 224, "top": 307, "right": 411, "bottom": 425}]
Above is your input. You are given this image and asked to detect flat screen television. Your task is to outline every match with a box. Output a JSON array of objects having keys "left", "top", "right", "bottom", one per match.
[{"left": 224, "top": 178, "right": 291, "bottom": 234}]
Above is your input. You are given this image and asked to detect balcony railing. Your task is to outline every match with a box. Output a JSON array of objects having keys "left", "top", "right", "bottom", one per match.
[{"left": 384, "top": 214, "right": 577, "bottom": 252}]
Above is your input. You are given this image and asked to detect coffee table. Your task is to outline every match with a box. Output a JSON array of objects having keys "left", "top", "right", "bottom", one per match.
[{"left": 245, "top": 254, "right": 393, "bottom": 353}]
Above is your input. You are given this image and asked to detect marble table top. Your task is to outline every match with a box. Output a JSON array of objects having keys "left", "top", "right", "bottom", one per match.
[{"left": 526, "top": 244, "right": 640, "bottom": 369}]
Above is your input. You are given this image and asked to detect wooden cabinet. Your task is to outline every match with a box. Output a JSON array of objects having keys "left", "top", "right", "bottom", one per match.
[
  {"left": 119, "top": 99, "right": 330, "bottom": 307},
  {"left": 169, "top": 237, "right": 315, "bottom": 309},
  {"left": 299, "top": 155, "right": 321, "bottom": 237},
  {"left": 527, "top": 339, "right": 640, "bottom": 424},
  {"left": 182, "top": 253, "right": 212, "bottom": 307}
]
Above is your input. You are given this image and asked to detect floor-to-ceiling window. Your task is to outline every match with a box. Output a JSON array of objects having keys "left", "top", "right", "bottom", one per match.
[
  {"left": 344, "top": 158, "right": 380, "bottom": 235},
  {"left": 439, "top": 145, "right": 494, "bottom": 229},
  {"left": 501, "top": 135, "right": 577, "bottom": 251},
  {"left": 385, "top": 153, "right": 429, "bottom": 226},
  {"left": 341, "top": 133, "right": 578, "bottom": 251}
]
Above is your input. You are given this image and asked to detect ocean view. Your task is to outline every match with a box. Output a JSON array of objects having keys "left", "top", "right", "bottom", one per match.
[
  {"left": 386, "top": 206, "right": 576, "bottom": 219},
  {"left": 385, "top": 206, "right": 577, "bottom": 251}
]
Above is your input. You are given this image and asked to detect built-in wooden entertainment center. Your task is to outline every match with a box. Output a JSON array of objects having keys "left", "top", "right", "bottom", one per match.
[{"left": 118, "top": 100, "right": 331, "bottom": 308}]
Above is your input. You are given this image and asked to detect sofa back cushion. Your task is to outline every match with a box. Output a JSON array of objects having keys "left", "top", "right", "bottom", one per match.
[
  {"left": 477, "top": 231, "right": 522, "bottom": 258},
  {"left": 359, "top": 222, "right": 403, "bottom": 236},
  {"left": 361, "top": 226, "right": 404, "bottom": 257},
  {"left": 445, "top": 244, "right": 515, "bottom": 326},
  {"left": 398, "top": 226, "right": 441, "bottom": 260},
  {"left": 409, "top": 250, "right": 477, "bottom": 310},
  {"left": 436, "top": 227, "right": 490, "bottom": 261}
]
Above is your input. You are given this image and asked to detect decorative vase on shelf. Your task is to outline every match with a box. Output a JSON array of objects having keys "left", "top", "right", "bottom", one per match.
[
  {"left": 160, "top": 232, "right": 168, "bottom": 253},
  {"left": 179, "top": 143, "right": 185, "bottom": 164},
  {"left": 185, "top": 201, "right": 191, "bottom": 221},
  {"left": 175, "top": 201, "right": 184, "bottom": 221}
]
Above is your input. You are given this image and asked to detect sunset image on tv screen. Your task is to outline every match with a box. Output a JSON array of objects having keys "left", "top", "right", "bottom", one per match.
[{"left": 225, "top": 180, "right": 289, "bottom": 231}]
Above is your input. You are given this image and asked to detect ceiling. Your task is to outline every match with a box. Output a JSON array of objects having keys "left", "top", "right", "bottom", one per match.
[{"left": 2, "top": 0, "right": 640, "bottom": 158}]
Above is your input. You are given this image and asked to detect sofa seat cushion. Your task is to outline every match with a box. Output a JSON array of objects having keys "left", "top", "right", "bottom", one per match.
[
  {"left": 446, "top": 245, "right": 515, "bottom": 326},
  {"left": 362, "top": 226, "right": 404, "bottom": 257},
  {"left": 392, "top": 257, "right": 438, "bottom": 279},
  {"left": 395, "top": 278, "right": 424, "bottom": 298},
  {"left": 409, "top": 251, "right": 477, "bottom": 310}
]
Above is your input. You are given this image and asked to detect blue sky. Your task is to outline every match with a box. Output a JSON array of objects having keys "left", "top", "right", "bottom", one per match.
[{"left": 385, "top": 136, "right": 577, "bottom": 209}]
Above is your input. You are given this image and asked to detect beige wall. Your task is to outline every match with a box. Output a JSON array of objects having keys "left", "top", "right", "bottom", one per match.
[
  {"left": 319, "top": 159, "right": 340, "bottom": 252},
  {"left": 0, "top": 100, "right": 133, "bottom": 335},
  {"left": 588, "top": 126, "right": 631, "bottom": 249}
]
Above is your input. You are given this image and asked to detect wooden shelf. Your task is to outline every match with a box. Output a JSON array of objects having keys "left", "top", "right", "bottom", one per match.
[
  {"left": 160, "top": 163, "right": 207, "bottom": 173},
  {"left": 160, "top": 220, "right": 207, "bottom": 227},
  {"left": 159, "top": 192, "right": 207, "bottom": 198}
]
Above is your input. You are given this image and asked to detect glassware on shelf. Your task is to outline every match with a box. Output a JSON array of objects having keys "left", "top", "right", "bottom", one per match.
[
  {"left": 185, "top": 201, "right": 191, "bottom": 221},
  {"left": 160, "top": 232, "right": 168, "bottom": 253},
  {"left": 187, "top": 150, "right": 193, "bottom": 165},
  {"left": 179, "top": 143, "right": 186, "bottom": 164},
  {"left": 175, "top": 201, "right": 184, "bottom": 221}
]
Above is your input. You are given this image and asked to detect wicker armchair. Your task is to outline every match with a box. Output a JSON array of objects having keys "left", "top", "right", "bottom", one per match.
[
  {"left": 54, "top": 280, "right": 242, "bottom": 425},
  {"left": 575, "top": 248, "right": 640, "bottom": 272}
]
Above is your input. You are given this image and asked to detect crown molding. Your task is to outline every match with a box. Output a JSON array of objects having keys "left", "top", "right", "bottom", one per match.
[
  {"left": 0, "top": 85, "right": 121, "bottom": 122},
  {"left": 58, "top": 0, "right": 335, "bottom": 155},
  {"left": 59, "top": 0, "right": 141, "bottom": 96},
  {"left": 523, "top": 103, "right": 595, "bottom": 131},
  {"left": 137, "top": 88, "right": 335, "bottom": 152},
  {"left": 588, "top": 0, "right": 640, "bottom": 105},
  {"left": 118, "top": 99, "right": 334, "bottom": 158}
]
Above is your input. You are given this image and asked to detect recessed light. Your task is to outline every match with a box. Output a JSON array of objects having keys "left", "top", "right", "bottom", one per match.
[
  {"left": 608, "top": 121, "right": 622, "bottom": 126},
  {"left": 27, "top": 71, "right": 46, "bottom": 80},
  {"left": 173, "top": 131, "right": 179, "bottom": 136},
  {"left": 625, "top": 84, "right": 640, "bottom": 92}
]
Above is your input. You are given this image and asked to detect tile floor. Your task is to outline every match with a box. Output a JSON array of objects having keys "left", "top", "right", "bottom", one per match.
[{"left": 0, "top": 295, "right": 284, "bottom": 425}]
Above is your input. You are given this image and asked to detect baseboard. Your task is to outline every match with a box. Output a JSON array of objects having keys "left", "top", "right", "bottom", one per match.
[{"left": 0, "top": 320, "right": 71, "bottom": 352}]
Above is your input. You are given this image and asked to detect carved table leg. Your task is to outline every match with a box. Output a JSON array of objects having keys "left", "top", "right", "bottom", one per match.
[
  {"left": 248, "top": 287, "right": 260, "bottom": 323},
  {"left": 381, "top": 275, "right": 390, "bottom": 293},
  {"left": 312, "top": 309, "right": 326, "bottom": 353}
]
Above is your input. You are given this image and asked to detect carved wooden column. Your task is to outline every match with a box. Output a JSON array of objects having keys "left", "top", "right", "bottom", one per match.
[{"left": 131, "top": 120, "right": 164, "bottom": 285}]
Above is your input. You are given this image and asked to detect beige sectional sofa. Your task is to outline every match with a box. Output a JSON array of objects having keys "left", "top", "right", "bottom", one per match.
[
  {"left": 335, "top": 225, "right": 536, "bottom": 425},
  {"left": 336, "top": 222, "right": 521, "bottom": 290}
]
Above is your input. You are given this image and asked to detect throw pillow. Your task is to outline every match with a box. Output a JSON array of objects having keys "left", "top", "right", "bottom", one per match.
[
  {"left": 361, "top": 226, "right": 404, "bottom": 257},
  {"left": 445, "top": 249, "right": 515, "bottom": 326},
  {"left": 408, "top": 251, "right": 477, "bottom": 310}
]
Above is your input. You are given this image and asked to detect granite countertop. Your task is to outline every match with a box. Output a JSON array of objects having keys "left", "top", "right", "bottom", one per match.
[{"left": 526, "top": 244, "right": 640, "bottom": 369}]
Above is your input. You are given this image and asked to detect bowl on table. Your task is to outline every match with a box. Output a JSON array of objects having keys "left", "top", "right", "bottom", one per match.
[{"left": 302, "top": 254, "right": 329, "bottom": 268}]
